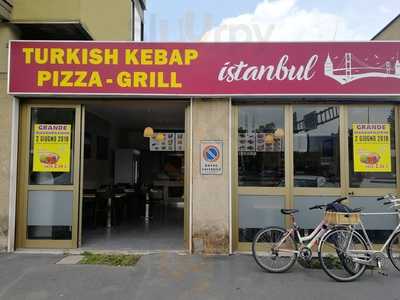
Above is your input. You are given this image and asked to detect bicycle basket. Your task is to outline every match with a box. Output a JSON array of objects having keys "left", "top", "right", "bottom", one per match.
[{"left": 324, "top": 212, "right": 360, "bottom": 225}]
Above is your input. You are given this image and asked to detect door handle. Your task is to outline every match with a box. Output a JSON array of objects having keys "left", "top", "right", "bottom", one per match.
[{"left": 348, "top": 191, "right": 354, "bottom": 196}]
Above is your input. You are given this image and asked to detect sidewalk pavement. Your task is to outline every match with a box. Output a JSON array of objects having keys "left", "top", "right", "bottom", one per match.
[{"left": 0, "top": 252, "right": 399, "bottom": 300}]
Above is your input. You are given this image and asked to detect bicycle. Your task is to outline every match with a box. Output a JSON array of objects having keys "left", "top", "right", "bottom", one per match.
[
  {"left": 318, "top": 194, "right": 400, "bottom": 282},
  {"left": 252, "top": 197, "right": 354, "bottom": 273}
]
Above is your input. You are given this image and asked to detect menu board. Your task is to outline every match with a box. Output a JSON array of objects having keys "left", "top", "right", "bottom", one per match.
[
  {"left": 239, "top": 132, "right": 283, "bottom": 152},
  {"left": 238, "top": 133, "right": 256, "bottom": 152},
  {"left": 175, "top": 133, "right": 185, "bottom": 151},
  {"left": 150, "top": 132, "right": 175, "bottom": 151},
  {"left": 149, "top": 132, "right": 185, "bottom": 152}
]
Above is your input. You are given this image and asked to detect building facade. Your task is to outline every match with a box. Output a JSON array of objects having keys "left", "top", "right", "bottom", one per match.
[
  {"left": 0, "top": 0, "right": 146, "bottom": 250},
  {"left": 1, "top": 4, "right": 400, "bottom": 255},
  {"left": 373, "top": 14, "right": 400, "bottom": 40}
]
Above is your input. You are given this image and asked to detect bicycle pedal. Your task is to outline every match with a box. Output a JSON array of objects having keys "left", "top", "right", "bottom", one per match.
[{"left": 378, "top": 270, "right": 388, "bottom": 276}]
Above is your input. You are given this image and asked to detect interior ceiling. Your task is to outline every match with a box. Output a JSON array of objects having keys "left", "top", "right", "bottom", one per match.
[{"left": 85, "top": 100, "right": 187, "bottom": 130}]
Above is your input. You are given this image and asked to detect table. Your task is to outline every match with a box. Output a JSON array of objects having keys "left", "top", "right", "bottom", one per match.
[
  {"left": 84, "top": 190, "right": 127, "bottom": 228},
  {"left": 152, "top": 180, "right": 184, "bottom": 206},
  {"left": 83, "top": 193, "right": 96, "bottom": 201}
]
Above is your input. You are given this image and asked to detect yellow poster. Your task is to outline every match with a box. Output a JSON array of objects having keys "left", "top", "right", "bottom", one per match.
[
  {"left": 33, "top": 124, "right": 71, "bottom": 172},
  {"left": 353, "top": 124, "right": 391, "bottom": 172}
]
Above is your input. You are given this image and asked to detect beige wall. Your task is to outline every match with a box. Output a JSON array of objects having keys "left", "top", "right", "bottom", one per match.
[
  {"left": 81, "top": 0, "right": 132, "bottom": 40},
  {"left": 12, "top": 0, "right": 80, "bottom": 22},
  {"left": 12, "top": 0, "right": 133, "bottom": 40},
  {"left": 374, "top": 16, "right": 400, "bottom": 40},
  {"left": 0, "top": 24, "right": 18, "bottom": 73},
  {"left": 191, "top": 99, "right": 230, "bottom": 254},
  {"left": 0, "top": 24, "right": 19, "bottom": 249}
]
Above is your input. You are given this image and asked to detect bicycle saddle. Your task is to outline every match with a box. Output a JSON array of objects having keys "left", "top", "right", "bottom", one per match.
[{"left": 280, "top": 209, "right": 299, "bottom": 215}]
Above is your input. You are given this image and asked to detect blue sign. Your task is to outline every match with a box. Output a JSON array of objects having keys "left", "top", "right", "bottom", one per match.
[{"left": 201, "top": 141, "right": 223, "bottom": 175}]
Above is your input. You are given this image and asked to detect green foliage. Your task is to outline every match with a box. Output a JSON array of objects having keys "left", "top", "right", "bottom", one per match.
[{"left": 79, "top": 251, "right": 141, "bottom": 267}]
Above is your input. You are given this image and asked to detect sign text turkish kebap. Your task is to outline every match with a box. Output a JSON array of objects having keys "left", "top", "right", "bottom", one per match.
[{"left": 8, "top": 41, "right": 400, "bottom": 96}]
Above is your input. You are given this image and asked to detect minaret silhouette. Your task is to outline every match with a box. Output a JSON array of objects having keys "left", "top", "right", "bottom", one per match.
[
  {"left": 324, "top": 54, "right": 333, "bottom": 75},
  {"left": 395, "top": 60, "right": 400, "bottom": 76}
]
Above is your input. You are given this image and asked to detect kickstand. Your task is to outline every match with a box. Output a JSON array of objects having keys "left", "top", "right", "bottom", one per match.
[{"left": 377, "top": 260, "right": 388, "bottom": 276}]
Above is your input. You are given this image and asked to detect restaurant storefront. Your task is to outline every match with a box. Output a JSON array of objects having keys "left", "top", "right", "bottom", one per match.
[
  {"left": 233, "top": 103, "right": 399, "bottom": 251},
  {"left": 6, "top": 40, "right": 400, "bottom": 253}
]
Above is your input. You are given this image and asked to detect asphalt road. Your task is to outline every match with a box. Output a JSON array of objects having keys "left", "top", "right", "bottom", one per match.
[{"left": 0, "top": 253, "right": 399, "bottom": 300}]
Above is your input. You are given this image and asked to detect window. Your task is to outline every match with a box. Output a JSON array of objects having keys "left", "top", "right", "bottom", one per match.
[
  {"left": 238, "top": 106, "right": 285, "bottom": 187},
  {"left": 293, "top": 106, "right": 340, "bottom": 187},
  {"left": 29, "top": 108, "right": 75, "bottom": 185},
  {"left": 348, "top": 106, "right": 396, "bottom": 188}
]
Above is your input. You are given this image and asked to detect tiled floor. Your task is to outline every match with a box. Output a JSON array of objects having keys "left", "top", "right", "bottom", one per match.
[{"left": 82, "top": 205, "right": 184, "bottom": 251}]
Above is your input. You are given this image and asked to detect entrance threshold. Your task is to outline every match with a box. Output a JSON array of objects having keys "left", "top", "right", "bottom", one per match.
[{"left": 15, "top": 248, "right": 188, "bottom": 256}]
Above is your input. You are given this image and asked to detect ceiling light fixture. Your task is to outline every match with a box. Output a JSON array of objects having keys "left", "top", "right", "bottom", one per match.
[{"left": 143, "top": 127, "right": 154, "bottom": 138}]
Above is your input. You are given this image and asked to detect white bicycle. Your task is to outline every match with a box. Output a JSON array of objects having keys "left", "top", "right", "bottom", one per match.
[{"left": 318, "top": 194, "right": 400, "bottom": 282}]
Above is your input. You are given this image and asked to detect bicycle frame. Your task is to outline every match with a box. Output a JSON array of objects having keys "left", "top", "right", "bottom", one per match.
[
  {"left": 346, "top": 211, "right": 400, "bottom": 262},
  {"left": 275, "top": 218, "right": 329, "bottom": 254}
]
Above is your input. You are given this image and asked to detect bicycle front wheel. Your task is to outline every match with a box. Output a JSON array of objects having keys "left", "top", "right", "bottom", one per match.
[
  {"left": 388, "top": 231, "right": 400, "bottom": 272},
  {"left": 252, "top": 227, "right": 297, "bottom": 273},
  {"left": 319, "top": 228, "right": 368, "bottom": 282}
]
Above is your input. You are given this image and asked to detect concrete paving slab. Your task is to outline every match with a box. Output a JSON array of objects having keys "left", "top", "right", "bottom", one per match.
[
  {"left": 56, "top": 255, "right": 83, "bottom": 265},
  {"left": 0, "top": 253, "right": 399, "bottom": 300}
]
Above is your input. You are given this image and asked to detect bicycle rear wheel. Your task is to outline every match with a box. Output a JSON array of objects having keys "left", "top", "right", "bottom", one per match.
[
  {"left": 252, "top": 227, "right": 297, "bottom": 273},
  {"left": 388, "top": 231, "right": 400, "bottom": 272},
  {"left": 319, "top": 228, "right": 368, "bottom": 282}
]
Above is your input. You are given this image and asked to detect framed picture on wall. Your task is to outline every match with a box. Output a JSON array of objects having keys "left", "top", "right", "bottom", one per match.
[{"left": 96, "top": 136, "right": 109, "bottom": 160}]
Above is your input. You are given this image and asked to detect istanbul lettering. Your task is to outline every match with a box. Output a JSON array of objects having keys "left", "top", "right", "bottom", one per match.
[{"left": 218, "top": 55, "right": 318, "bottom": 82}]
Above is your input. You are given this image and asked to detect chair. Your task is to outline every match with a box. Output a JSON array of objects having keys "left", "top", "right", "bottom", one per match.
[
  {"left": 82, "top": 189, "right": 97, "bottom": 228},
  {"left": 148, "top": 185, "right": 165, "bottom": 219},
  {"left": 94, "top": 186, "right": 112, "bottom": 227},
  {"left": 111, "top": 186, "right": 126, "bottom": 226}
]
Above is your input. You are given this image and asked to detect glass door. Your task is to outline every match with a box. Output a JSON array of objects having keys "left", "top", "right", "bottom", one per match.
[
  {"left": 291, "top": 105, "right": 344, "bottom": 236},
  {"left": 16, "top": 103, "right": 82, "bottom": 249},
  {"left": 233, "top": 105, "right": 290, "bottom": 251},
  {"left": 344, "top": 105, "right": 399, "bottom": 244}
]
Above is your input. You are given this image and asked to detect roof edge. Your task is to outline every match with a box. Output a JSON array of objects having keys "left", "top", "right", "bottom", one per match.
[{"left": 372, "top": 14, "right": 400, "bottom": 40}]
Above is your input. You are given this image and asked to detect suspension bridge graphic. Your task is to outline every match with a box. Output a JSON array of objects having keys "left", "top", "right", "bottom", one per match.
[{"left": 324, "top": 52, "right": 400, "bottom": 85}]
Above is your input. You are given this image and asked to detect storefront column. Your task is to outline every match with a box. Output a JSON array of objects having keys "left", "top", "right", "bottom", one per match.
[
  {"left": 0, "top": 25, "right": 19, "bottom": 250},
  {"left": 191, "top": 98, "right": 231, "bottom": 254}
]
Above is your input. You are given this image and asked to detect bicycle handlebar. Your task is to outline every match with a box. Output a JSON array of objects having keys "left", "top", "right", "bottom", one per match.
[
  {"left": 309, "top": 205, "right": 325, "bottom": 210},
  {"left": 334, "top": 197, "right": 348, "bottom": 204},
  {"left": 309, "top": 197, "right": 348, "bottom": 210}
]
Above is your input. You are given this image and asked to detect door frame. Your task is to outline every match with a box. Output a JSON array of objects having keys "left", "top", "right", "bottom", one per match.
[
  {"left": 232, "top": 104, "right": 292, "bottom": 252},
  {"left": 184, "top": 100, "right": 192, "bottom": 251},
  {"left": 16, "top": 101, "right": 82, "bottom": 249}
]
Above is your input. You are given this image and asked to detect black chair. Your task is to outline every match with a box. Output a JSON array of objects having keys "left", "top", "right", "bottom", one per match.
[
  {"left": 82, "top": 189, "right": 97, "bottom": 228},
  {"left": 94, "top": 186, "right": 112, "bottom": 227},
  {"left": 111, "top": 186, "right": 126, "bottom": 226}
]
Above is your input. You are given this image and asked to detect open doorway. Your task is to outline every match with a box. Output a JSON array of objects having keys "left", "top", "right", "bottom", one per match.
[{"left": 80, "top": 100, "right": 188, "bottom": 250}]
